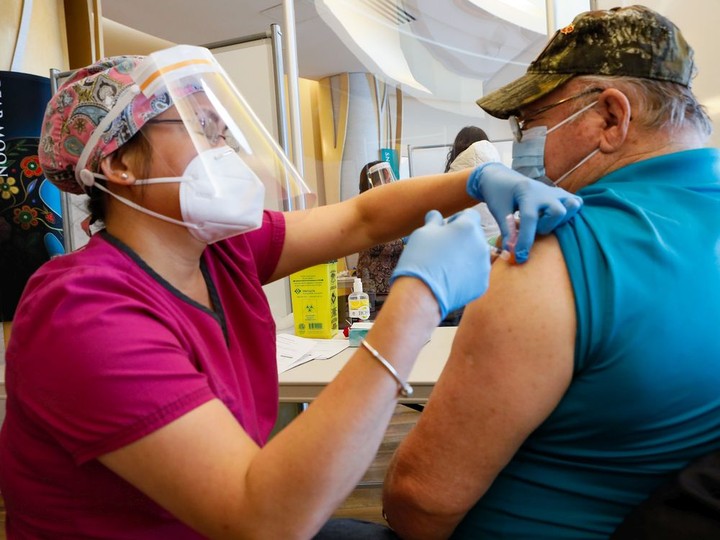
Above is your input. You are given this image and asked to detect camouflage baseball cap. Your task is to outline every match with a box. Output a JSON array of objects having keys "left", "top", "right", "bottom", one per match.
[{"left": 477, "top": 5, "right": 695, "bottom": 119}]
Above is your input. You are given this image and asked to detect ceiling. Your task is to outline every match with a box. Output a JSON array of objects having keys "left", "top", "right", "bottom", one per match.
[
  {"left": 101, "top": 0, "right": 361, "bottom": 80},
  {"left": 101, "top": 0, "right": 547, "bottom": 101},
  {"left": 100, "top": 0, "right": 720, "bottom": 149}
]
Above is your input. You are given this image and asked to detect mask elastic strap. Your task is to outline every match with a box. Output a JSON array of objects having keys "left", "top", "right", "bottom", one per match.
[
  {"left": 88, "top": 176, "right": 200, "bottom": 231},
  {"left": 133, "top": 176, "right": 192, "bottom": 186},
  {"left": 553, "top": 148, "right": 600, "bottom": 186},
  {"left": 547, "top": 100, "right": 598, "bottom": 135}
]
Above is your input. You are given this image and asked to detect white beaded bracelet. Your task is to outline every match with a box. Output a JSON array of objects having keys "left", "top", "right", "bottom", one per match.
[{"left": 360, "top": 339, "right": 414, "bottom": 398}]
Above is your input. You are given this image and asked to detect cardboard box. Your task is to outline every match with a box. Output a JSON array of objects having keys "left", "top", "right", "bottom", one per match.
[
  {"left": 348, "top": 321, "right": 373, "bottom": 347},
  {"left": 290, "top": 261, "right": 338, "bottom": 339}
]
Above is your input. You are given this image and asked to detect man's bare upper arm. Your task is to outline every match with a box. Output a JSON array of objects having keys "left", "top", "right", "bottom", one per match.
[{"left": 383, "top": 235, "right": 576, "bottom": 535}]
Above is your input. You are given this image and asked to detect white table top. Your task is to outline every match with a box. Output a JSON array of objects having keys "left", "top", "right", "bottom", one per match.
[
  {"left": 278, "top": 326, "right": 457, "bottom": 404},
  {"left": 0, "top": 327, "right": 457, "bottom": 404}
]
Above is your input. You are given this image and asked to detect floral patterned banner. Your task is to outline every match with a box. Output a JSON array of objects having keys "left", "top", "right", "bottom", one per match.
[{"left": 0, "top": 71, "right": 61, "bottom": 321}]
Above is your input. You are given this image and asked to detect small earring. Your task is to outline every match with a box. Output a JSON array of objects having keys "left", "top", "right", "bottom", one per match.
[{"left": 120, "top": 173, "right": 129, "bottom": 180}]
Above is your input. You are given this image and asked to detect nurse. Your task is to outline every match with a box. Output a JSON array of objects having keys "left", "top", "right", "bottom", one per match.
[{"left": 0, "top": 45, "right": 580, "bottom": 538}]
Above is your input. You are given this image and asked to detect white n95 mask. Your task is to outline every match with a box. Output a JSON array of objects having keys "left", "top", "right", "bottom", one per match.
[
  {"left": 82, "top": 146, "right": 266, "bottom": 244},
  {"left": 179, "top": 146, "right": 266, "bottom": 243}
]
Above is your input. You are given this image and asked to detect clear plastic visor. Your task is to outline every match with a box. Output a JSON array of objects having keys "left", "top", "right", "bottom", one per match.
[
  {"left": 134, "top": 45, "right": 313, "bottom": 211},
  {"left": 366, "top": 161, "right": 397, "bottom": 188}
]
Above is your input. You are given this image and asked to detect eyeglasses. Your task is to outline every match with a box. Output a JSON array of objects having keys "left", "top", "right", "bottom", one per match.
[
  {"left": 509, "top": 88, "right": 603, "bottom": 142},
  {"left": 146, "top": 115, "right": 240, "bottom": 151}
]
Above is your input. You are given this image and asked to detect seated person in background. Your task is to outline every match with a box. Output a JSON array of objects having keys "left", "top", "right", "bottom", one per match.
[
  {"left": 383, "top": 6, "right": 720, "bottom": 539},
  {"left": 446, "top": 127, "right": 503, "bottom": 246},
  {"left": 443, "top": 126, "right": 498, "bottom": 174},
  {"left": 356, "top": 161, "right": 404, "bottom": 302},
  {"left": 444, "top": 129, "right": 502, "bottom": 325}
]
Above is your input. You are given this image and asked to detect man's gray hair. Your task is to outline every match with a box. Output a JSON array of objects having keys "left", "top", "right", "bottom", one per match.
[{"left": 575, "top": 75, "right": 713, "bottom": 140}]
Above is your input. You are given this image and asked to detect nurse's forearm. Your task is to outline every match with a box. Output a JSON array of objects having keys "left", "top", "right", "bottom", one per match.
[
  {"left": 245, "top": 277, "right": 441, "bottom": 538},
  {"left": 353, "top": 169, "right": 475, "bottom": 244}
]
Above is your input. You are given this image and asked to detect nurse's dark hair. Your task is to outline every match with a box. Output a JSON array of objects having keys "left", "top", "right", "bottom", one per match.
[
  {"left": 444, "top": 126, "right": 489, "bottom": 172},
  {"left": 86, "top": 130, "right": 153, "bottom": 225}
]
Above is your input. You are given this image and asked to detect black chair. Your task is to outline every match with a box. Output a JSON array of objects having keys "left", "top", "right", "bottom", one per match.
[{"left": 611, "top": 450, "right": 720, "bottom": 539}]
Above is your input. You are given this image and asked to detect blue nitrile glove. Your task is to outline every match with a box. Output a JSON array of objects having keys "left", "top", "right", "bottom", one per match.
[
  {"left": 466, "top": 162, "right": 583, "bottom": 263},
  {"left": 390, "top": 209, "right": 490, "bottom": 319}
]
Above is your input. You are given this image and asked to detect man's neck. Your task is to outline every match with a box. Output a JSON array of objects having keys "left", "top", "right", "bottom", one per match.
[{"left": 564, "top": 126, "right": 707, "bottom": 193}]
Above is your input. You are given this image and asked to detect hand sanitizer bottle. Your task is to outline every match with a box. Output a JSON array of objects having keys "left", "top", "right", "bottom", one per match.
[{"left": 348, "top": 277, "right": 370, "bottom": 321}]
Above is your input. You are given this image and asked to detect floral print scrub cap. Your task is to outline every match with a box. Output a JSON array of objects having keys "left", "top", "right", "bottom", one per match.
[{"left": 38, "top": 55, "right": 173, "bottom": 195}]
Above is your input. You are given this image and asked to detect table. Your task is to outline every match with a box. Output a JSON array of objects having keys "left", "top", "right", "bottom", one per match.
[{"left": 278, "top": 326, "right": 457, "bottom": 405}]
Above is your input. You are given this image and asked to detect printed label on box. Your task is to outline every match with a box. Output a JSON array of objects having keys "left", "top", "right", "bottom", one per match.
[{"left": 290, "top": 261, "right": 338, "bottom": 339}]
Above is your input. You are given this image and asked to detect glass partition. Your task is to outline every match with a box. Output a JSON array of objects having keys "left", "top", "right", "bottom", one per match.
[{"left": 313, "top": 0, "right": 586, "bottom": 181}]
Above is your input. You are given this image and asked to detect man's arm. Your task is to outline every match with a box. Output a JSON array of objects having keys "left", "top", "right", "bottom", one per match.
[{"left": 382, "top": 235, "right": 576, "bottom": 539}]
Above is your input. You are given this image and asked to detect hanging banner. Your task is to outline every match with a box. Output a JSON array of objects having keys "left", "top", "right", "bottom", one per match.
[
  {"left": 379, "top": 147, "right": 399, "bottom": 179},
  {"left": 0, "top": 71, "right": 63, "bottom": 322}
]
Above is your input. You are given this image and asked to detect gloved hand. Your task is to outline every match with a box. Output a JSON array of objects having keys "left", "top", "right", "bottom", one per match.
[
  {"left": 466, "top": 162, "right": 583, "bottom": 263},
  {"left": 390, "top": 209, "right": 490, "bottom": 319}
]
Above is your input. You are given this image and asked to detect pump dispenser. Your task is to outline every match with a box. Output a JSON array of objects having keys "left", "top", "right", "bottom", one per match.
[{"left": 348, "top": 277, "right": 370, "bottom": 321}]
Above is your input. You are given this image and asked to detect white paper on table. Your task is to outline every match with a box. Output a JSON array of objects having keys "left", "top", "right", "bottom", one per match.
[
  {"left": 275, "top": 334, "right": 350, "bottom": 373},
  {"left": 276, "top": 334, "right": 317, "bottom": 374},
  {"left": 311, "top": 339, "right": 350, "bottom": 360}
]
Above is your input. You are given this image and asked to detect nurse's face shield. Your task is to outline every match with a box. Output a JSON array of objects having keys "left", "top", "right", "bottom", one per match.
[
  {"left": 133, "top": 45, "right": 313, "bottom": 211},
  {"left": 366, "top": 162, "right": 397, "bottom": 188}
]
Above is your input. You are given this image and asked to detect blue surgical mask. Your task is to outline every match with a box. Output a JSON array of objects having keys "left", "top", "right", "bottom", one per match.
[
  {"left": 511, "top": 126, "right": 553, "bottom": 185},
  {"left": 511, "top": 100, "right": 599, "bottom": 186}
]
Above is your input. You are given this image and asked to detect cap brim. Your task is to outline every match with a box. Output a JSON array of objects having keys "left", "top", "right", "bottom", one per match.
[{"left": 476, "top": 72, "right": 575, "bottom": 119}]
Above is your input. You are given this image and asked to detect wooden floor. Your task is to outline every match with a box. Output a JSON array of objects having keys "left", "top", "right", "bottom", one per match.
[{"left": 0, "top": 405, "right": 420, "bottom": 536}]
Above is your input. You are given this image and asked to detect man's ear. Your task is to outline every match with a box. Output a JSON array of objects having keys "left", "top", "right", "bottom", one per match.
[
  {"left": 99, "top": 154, "right": 135, "bottom": 185},
  {"left": 597, "top": 88, "right": 632, "bottom": 152}
]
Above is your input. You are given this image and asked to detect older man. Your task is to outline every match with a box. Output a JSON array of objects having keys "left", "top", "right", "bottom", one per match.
[{"left": 382, "top": 6, "right": 720, "bottom": 539}]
